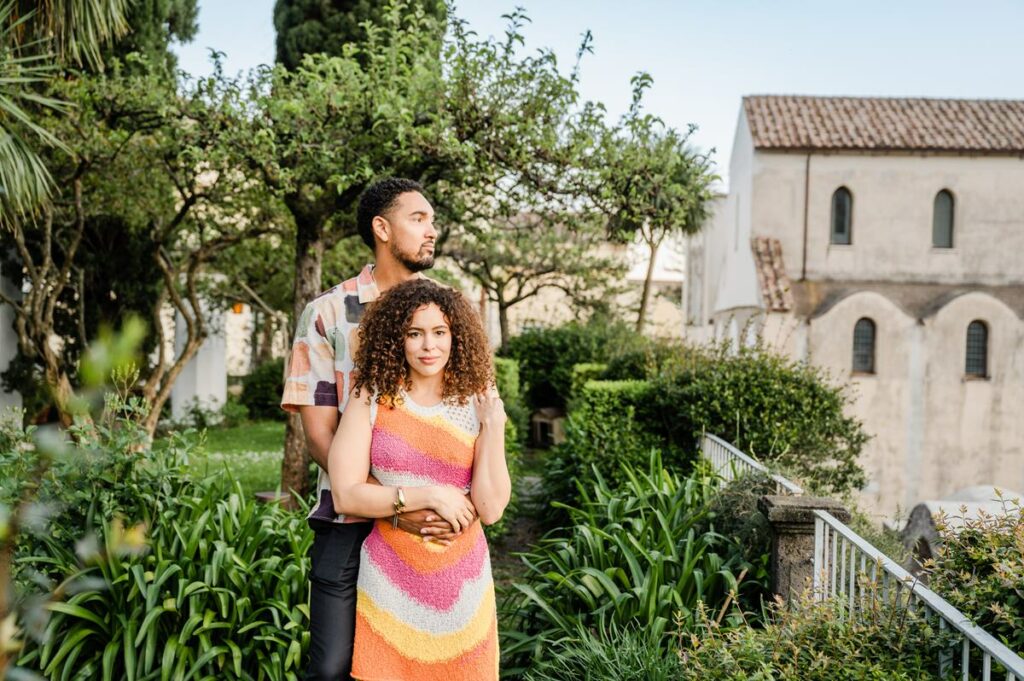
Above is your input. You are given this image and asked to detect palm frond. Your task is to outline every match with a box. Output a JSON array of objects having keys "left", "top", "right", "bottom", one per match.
[
  {"left": 34, "top": 0, "right": 132, "bottom": 69},
  {"left": 0, "top": 123, "right": 53, "bottom": 217}
]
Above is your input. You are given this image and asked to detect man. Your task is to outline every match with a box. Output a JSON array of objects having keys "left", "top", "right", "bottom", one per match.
[{"left": 281, "top": 177, "right": 460, "bottom": 680}]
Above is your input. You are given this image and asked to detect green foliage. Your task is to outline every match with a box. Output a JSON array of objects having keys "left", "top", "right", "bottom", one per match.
[
  {"left": 501, "top": 318, "right": 641, "bottom": 409},
  {"left": 273, "top": 0, "right": 446, "bottom": 70},
  {"left": 500, "top": 455, "right": 758, "bottom": 675},
  {"left": 5, "top": 401, "right": 313, "bottom": 679},
  {"left": 648, "top": 344, "right": 868, "bottom": 495},
  {"left": 0, "top": 398, "right": 193, "bottom": 564},
  {"left": 542, "top": 379, "right": 663, "bottom": 508},
  {"left": 523, "top": 622, "right": 682, "bottom": 681},
  {"left": 926, "top": 497, "right": 1024, "bottom": 655},
  {"left": 569, "top": 363, "right": 606, "bottom": 402},
  {"left": 699, "top": 474, "right": 776, "bottom": 607},
  {"left": 678, "top": 595, "right": 961, "bottom": 680},
  {"left": 220, "top": 395, "right": 251, "bottom": 429},
  {"left": 601, "top": 335, "right": 689, "bottom": 381},
  {"left": 494, "top": 357, "right": 528, "bottom": 450},
  {"left": 101, "top": 0, "right": 199, "bottom": 74},
  {"left": 18, "top": 480, "right": 312, "bottom": 680},
  {"left": 241, "top": 359, "right": 287, "bottom": 422}
]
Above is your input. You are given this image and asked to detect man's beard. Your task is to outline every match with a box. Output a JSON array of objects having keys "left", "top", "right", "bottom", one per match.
[{"left": 390, "top": 241, "right": 434, "bottom": 272}]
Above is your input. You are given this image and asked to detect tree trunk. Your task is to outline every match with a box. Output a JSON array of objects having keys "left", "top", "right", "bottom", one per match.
[
  {"left": 498, "top": 302, "right": 511, "bottom": 351},
  {"left": 47, "top": 366, "right": 77, "bottom": 429},
  {"left": 257, "top": 311, "right": 276, "bottom": 365},
  {"left": 280, "top": 217, "right": 325, "bottom": 502},
  {"left": 636, "top": 237, "right": 661, "bottom": 333}
]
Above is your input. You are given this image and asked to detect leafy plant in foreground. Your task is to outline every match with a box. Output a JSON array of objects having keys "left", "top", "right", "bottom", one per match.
[{"left": 500, "top": 455, "right": 758, "bottom": 676}]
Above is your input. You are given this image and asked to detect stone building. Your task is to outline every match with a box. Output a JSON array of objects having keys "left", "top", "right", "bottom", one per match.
[{"left": 685, "top": 95, "right": 1024, "bottom": 519}]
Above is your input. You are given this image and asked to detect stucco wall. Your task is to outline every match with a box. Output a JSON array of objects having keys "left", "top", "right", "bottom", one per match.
[
  {"left": 806, "top": 291, "right": 1024, "bottom": 519},
  {"left": 751, "top": 152, "right": 1024, "bottom": 285}
]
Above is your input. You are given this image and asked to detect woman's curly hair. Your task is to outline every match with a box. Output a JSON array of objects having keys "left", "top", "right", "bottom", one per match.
[{"left": 352, "top": 279, "right": 493, "bottom": 405}]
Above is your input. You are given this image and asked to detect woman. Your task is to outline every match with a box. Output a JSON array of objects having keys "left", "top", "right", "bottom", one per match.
[{"left": 327, "top": 279, "right": 511, "bottom": 681}]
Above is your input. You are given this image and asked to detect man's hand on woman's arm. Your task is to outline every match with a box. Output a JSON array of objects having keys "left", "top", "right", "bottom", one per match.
[{"left": 364, "top": 477, "right": 465, "bottom": 544}]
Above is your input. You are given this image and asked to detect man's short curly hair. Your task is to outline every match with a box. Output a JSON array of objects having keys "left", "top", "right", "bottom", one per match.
[
  {"left": 353, "top": 279, "right": 493, "bottom": 405},
  {"left": 357, "top": 177, "right": 425, "bottom": 250}
]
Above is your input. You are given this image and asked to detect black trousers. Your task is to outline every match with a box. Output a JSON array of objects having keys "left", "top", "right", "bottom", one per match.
[{"left": 304, "top": 521, "right": 373, "bottom": 681}]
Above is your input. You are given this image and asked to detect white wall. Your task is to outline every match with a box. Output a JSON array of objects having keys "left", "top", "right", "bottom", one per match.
[{"left": 0, "top": 260, "right": 21, "bottom": 415}]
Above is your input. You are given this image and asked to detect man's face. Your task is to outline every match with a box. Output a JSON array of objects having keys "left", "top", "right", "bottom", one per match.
[{"left": 379, "top": 191, "right": 437, "bottom": 272}]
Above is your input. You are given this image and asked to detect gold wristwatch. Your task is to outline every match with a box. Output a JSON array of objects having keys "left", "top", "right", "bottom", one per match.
[{"left": 391, "top": 486, "right": 406, "bottom": 529}]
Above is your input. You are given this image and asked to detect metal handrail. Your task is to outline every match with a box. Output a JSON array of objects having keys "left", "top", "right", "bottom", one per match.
[
  {"left": 701, "top": 433, "right": 804, "bottom": 495},
  {"left": 814, "top": 510, "right": 1024, "bottom": 680}
]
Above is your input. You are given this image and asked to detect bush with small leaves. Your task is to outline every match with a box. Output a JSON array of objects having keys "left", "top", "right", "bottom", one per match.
[{"left": 926, "top": 497, "right": 1024, "bottom": 657}]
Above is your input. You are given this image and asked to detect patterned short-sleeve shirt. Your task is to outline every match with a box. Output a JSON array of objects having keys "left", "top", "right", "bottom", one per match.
[{"left": 281, "top": 264, "right": 387, "bottom": 525}]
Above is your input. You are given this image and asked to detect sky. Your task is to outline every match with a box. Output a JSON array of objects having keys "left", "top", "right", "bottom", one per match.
[{"left": 173, "top": 1, "right": 1024, "bottom": 187}]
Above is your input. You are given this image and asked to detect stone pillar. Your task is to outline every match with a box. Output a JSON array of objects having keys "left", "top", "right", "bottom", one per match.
[
  {"left": 758, "top": 495, "right": 850, "bottom": 602},
  {"left": 170, "top": 303, "right": 227, "bottom": 422},
  {"left": 0, "top": 258, "right": 22, "bottom": 416}
]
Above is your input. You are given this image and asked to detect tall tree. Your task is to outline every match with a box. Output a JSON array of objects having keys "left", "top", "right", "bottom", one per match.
[
  {"left": 601, "top": 73, "right": 717, "bottom": 332},
  {"left": 100, "top": 0, "right": 199, "bottom": 73},
  {"left": 273, "top": 0, "right": 445, "bottom": 70},
  {"left": 448, "top": 209, "right": 627, "bottom": 349},
  {"left": 1, "top": 65, "right": 276, "bottom": 434},
  {"left": 242, "top": 4, "right": 616, "bottom": 498}
]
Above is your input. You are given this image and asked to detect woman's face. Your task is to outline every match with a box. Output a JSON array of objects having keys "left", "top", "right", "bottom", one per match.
[{"left": 404, "top": 303, "right": 452, "bottom": 379}]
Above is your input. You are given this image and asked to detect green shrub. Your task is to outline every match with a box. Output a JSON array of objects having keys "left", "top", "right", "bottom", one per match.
[
  {"left": 523, "top": 623, "right": 681, "bottom": 681},
  {"left": 494, "top": 356, "right": 528, "bottom": 450},
  {"left": 241, "top": 359, "right": 286, "bottom": 421},
  {"left": 601, "top": 336, "right": 686, "bottom": 381},
  {"left": 484, "top": 357, "right": 526, "bottom": 541},
  {"left": 501, "top": 454, "right": 758, "bottom": 675},
  {"left": 926, "top": 497, "right": 1024, "bottom": 656},
  {"left": 541, "top": 379, "right": 666, "bottom": 508},
  {"left": 569, "top": 362, "right": 606, "bottom": 402},
  {"left": 220, "top": 394, "right": 250, "bottom": 428},
  {"left": 648, "top": 344, "right": 868, "bottom": 495},
  {"left": 678, "top": 594, "right": 961, "bottom": 680},
  {"left": 699, "top": 473, "right": 776, "bottom": 610},
  {"left": 0, "top": 401, "right": 196, "bottom": 566},
  {"left": 501, "top": 318, "right": 640, "bottom": 409}
]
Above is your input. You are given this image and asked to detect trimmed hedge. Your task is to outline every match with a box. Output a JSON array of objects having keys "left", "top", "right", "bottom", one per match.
[
  {"left": 488, "top": 357, "right": 525, "bottom": 539},
  {"left": 545, "top": 343, "right": 869, "bottom": 504},
  {"left": 542, "top": 379, "right": 665, "bottom": 507},
  {"left": 500, "top": 318, "right": 640, "bottom": 409}
]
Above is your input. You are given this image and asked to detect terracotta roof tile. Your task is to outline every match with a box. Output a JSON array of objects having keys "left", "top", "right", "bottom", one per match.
[
  {"left": 743, "top": 96, "right": 1024, "bottom": 153},
  {"left": 750, "top": 236, "right": 793, "bottom": 312}
]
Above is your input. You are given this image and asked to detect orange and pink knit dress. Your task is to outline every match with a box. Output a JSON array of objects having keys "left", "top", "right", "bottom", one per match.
[{"left": 350, "top": 393, "right": 498, "bottom": 681}]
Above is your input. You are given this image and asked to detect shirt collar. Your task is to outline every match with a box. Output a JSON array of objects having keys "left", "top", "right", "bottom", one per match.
[
  {"left": 357, "top": 263, "right": 429, "bottom": 304},
  {"left": 356, "top": 264, "right": 379, "bottom": 304}
]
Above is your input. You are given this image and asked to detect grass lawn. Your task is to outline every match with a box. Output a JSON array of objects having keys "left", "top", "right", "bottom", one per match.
[{"left": 186, "top": 420, "right": 286, "bottom": 494}]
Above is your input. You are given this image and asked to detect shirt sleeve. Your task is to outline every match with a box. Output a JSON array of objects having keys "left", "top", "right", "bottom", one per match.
[{"left": 281, "top": 299, "right": 340, "bottom": 413}]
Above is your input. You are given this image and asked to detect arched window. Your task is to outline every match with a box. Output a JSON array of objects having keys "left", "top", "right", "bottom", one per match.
[
  {"left": 933, "top": 190, "right": 954, "bottom": 248},
  {"left": 965, "top": 321, "right": 988, "bottom": 377},
  {"left": 852, "top": 318, "right": 875, "bottom": 373},
  {"left": 831, "top": 187, "right": 852, "bottom": 245}
]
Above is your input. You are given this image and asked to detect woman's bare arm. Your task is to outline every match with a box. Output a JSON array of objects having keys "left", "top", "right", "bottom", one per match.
[
  {"left": 470, "top": 389, "right": 512, "bottom": 525},
  {"left": 328, "top": 394, "right": 477, "bottom": 531}
]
